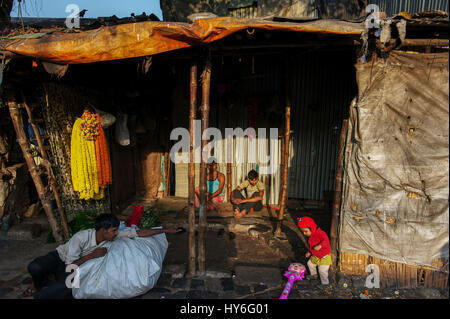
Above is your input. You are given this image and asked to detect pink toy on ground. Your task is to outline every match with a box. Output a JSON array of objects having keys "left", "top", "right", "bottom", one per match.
[{"left": 279, "top": 263, "right": 306, "bottom": 299}]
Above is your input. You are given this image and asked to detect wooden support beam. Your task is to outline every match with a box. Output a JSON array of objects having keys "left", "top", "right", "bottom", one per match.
[
  {"left": 401, "top": 38, "right": 449, "bottom": 47},
  {"left": 188, "top": 61, "right": 197, "bottom": 276},
  {"left": 274, "top": 58, "right": 291, "bottom": 237},
  {"left": 227, "top": 104, "right": 232, "bottom": 202},
  {"left": 330, "top": 119, "right": 349, "bottom": 271},
  {"left": 6, "top": 92, "right": 63, "bottom": 243},
  {"left": 210, "top": 39, "right": 360, "bottom": 51},
  {"left": 163, "top": 150, "right": 169, "bottom": 197},
  {"left": 198, "top": 57, "right": 211, "bottom": 274},
  {"left": 21, "top": 92, "right": 70, "bottom": 239}
]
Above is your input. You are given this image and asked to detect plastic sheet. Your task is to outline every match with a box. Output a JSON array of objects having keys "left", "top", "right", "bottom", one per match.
[
  {"left": 339, "top": 51, "right": 449, "bottom": 268},
  {"left": 5, "top": 17, "right": 363, "bottom": 64},
  {"left": 72, "top": 230, "right": 168, "bottom": 299}
]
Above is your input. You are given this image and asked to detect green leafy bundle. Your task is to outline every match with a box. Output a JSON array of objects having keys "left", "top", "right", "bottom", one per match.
[
  {"left": 47, "top": 210, "right": 98, "bottom": 243},
  {"left": 138, "top": 206, "right": 160, "bottom": 229}
]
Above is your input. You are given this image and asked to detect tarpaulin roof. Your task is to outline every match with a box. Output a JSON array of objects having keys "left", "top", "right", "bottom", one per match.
[{"left": 4, "top": 17, "right": 364, "bottom": 64}]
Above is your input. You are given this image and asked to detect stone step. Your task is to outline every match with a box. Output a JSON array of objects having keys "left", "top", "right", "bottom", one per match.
[
  {"left": 4, "top": 214, "right": 51, "bottom": 241},
  {"left": 6, "top": 223, "right": 43, "bottom": 241}
]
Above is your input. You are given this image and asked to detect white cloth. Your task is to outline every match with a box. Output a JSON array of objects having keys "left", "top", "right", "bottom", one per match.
[
  {"left": 56, "top": 228, "right": 138, "bottom": 265},
  {"left": 307, "top": 259, "right": 330, "bottom": 285},
  {"left": 72, "top": 229, "right": 168, "bottom": 299}
]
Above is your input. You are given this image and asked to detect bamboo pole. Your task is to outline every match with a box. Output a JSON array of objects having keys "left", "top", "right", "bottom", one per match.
[
  {"left": 6, "top": 93, "right": 63, "bottom": 242},
  {"left": 330, "top": 119, "right": 349, "bottom": 270},
  {"left": 198, "top": 57, "right": 211, "bottom": 274},
  {"left": 21, "top": 92, "right": 70, "bottom": 239},
  {"left": 188, "top": 62, "right": 198, "bottom": 276},
  {"left": 164, "top": 150, "right": 169, "bottom": 197},
  {"left": 274, "top": 58, "right": 291, "bottom": 237},
  {"left": 227, "top": 104, "right": 232, "bottom": 202}
]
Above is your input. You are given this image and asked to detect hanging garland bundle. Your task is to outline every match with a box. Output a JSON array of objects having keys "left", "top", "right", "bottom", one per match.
[
  {"left": 80, "top": 110, "right": 100, "bottom": 140},
  {"left": 71, "top": 110, "right": 112, "bottom": 201},
  {"left": 94, "top": 114, "right": 112, "bottom": 188}
]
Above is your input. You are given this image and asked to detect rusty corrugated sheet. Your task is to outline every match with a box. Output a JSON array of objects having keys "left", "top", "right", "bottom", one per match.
[
  {"left": 287, "top": 50, "right": 357, "bottom": 200},
  {"left": 5, "top": 17, "right": 363, "bottom": 64},
  {"left": 174, "top": 51, "right": 357, "bottom": 202},
  {"left": 369, "top": 0, "right": 449, "bottom": 16},
  {"left": 229, "top": 3, "right": 258, "bottom": 19}
]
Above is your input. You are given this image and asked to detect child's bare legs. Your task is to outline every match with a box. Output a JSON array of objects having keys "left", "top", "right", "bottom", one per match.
[
  {"left": 307, "top": 259, "right": 330, "bottom": 285},
  {"left": 196, "top": 189, "right": 223, "bottom": 211},
  {"left": 195, "top": 188, "right": 212, "bottom": 210},
  {"left": 208, "top": 195, "right": 222, "bottom": 211},
  {"left": 234, "top": 208, "right": 247, "bottom": 219}
]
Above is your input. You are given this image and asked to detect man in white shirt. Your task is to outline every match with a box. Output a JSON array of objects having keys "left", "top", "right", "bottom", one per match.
[{"left": 22, "top": 214, "right": 182, "bottom": 299}]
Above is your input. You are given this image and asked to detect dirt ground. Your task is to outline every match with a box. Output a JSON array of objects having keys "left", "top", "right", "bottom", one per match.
[{"left": 0, "top": 197, "right": 448, "bottom": 299}]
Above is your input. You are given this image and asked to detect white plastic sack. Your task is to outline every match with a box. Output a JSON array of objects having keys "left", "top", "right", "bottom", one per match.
[
  {"left": 72, "top": 231, "right": 168, "bottom": 299},
  {"left": 115, "top": 113, "right": 130, "bottom": 146}
]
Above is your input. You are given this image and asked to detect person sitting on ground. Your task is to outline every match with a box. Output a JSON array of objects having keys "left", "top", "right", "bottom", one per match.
[
  {"left": 194, "top": 161, "right": 225, "bottom": 211},
  {"left": 297, "top": 216, "right": 331, "bottom": 286},
  {"left": 22, "top": 214, "right": 182, "bottom": 299},
  {"left": 231, "top": 169, "right": 264, "bottom": 219}
]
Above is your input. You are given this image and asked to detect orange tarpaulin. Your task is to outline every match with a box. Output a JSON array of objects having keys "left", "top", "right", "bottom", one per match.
[{"left": 5, "top": 17, "right": 363, "bottom": 64}]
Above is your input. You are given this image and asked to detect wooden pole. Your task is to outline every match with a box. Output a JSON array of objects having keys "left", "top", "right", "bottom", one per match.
[
  {"left": 164, "top": 150, "right": 169, "bottom": 197},
  {"left": 227, "top": 104, "right": 232, "bottom": 202},
  {"left": 274, "top": 58, "right": 291, "bottom": 237},
  {"left": 188, "top": 61, "right": 198, "bottom": 276},
  {"left": 6, "top": 93, "right": 63, "bottom": 242},
  {"left": 330, "top": 119, "right": 349, "bottom": 270},
  {"left": 198, "top": 56, "right": 211, "bottom": 274},
  {"left": 21, "top": 92, "right": 70, "bottom": 239}
]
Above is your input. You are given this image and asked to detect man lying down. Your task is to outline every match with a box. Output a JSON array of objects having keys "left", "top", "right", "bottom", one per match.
[{"left": 22, "top": 214, "right": 182, "bottom": 299}]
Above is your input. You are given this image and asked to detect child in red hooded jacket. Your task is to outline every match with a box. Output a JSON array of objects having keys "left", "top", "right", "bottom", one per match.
[{"left": 297, "top": 216, "right": 331, "bottom": 285}]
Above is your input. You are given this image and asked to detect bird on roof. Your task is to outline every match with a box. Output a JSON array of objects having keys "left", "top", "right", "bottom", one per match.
[{"left": 77, "top": 9, "right": 88, "bottom": 18}]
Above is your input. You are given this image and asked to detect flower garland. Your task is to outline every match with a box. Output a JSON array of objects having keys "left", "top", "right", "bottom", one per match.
[
  {"left": 94, "top": 114, "right": 112, "bottom": 189},
  {"left": 80, "top": 110, "right": 100, "bottom": 141},
  {"left": 71, "top": 112, "right": 105, "bottom": 200}
]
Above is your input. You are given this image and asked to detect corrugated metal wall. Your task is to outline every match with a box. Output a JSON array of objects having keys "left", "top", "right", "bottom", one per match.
[
  {"left": 229, "top": 4, "right": 259, "bottom": 18},
  {"left": 288, "top": 51, "right": 357, "bottom": 200},
  {"left": 369, "top": 0, "right": 449, "bottom": 15},
  {"left": 174, "top": 49, "right": 357, "bottom": 203}
]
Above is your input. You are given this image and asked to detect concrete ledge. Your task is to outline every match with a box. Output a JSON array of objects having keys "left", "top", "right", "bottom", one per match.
[{"left": 6, "top": 223, "right": 42, "bottom": 241}]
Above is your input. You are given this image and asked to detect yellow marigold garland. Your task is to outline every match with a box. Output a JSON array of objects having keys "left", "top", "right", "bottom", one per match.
[{"left": 71, "top": 116, "right": 104, "bottom": 200}]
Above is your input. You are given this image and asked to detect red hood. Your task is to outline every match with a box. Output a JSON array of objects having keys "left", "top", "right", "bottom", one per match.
[{"left": 297, "top": 216, "right": 317, "bottom": 233}]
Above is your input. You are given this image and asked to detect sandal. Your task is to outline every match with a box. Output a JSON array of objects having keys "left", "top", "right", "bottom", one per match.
[{"left": 21, "top": 285, "right": 36, "bottom": 298}]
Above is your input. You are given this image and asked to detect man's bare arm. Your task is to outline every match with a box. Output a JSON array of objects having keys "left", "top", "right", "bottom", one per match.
[
  {"left": 136, "top": 224, "right": 183, "bottom": 237},
  {"left": 72, "top": 247, "right": 107, "bottom": 267},
  {"left": 242, "top": 190, "right": 264, "bottom": 203}
]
